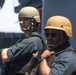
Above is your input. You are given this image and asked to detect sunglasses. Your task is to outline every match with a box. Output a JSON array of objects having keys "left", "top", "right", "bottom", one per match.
[{"left": 45, "top": 32, "right": 58, "bottom": 37}]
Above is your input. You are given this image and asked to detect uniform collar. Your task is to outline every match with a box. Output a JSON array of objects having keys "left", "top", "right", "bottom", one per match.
[{"left": 26, "top": 31, "right": 40, "bottom": 38}]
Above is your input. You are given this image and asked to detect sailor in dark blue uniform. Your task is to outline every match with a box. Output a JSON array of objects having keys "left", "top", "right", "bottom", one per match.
[
  {"left": 37, "top": 16, "right": 76, "bottom": 75},
  {"left": 0, "top": 6, "right": 45, "bottom": 75}
]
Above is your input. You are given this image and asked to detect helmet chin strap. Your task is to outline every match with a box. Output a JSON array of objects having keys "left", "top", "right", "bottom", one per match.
[{"left": 21, "top": 25, "right": 31, "bottom": 31}]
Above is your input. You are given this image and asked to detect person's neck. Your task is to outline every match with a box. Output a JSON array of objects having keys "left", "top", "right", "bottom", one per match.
[{"left": 24, "top": 31, "right": 31, "bottom": 37}]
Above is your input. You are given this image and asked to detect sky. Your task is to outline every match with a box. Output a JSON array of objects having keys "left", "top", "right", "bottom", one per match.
[{"left": 0, "top": 0, "right": 22, "bottom": 33}]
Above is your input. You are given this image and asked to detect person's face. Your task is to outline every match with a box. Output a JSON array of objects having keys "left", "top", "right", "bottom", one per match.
[
  {"left": 19, "top": 17, "right": 31, "bottom": 31},
  {"left": 45, "top": 29, "right": 62, "bottom": 48}
]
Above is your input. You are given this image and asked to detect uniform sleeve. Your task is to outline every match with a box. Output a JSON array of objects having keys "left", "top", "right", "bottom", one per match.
[
  {"left": 7, "top": 38, "right": 36, "bottom": 61},
  {"left": 49, "top": 52, "right": 76, "bottom": 75}
]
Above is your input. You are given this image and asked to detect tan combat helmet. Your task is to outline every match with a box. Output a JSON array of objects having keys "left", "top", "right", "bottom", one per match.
[
  {"left": 44, "top": 16, "right": 72, "bottom": 38},
  {"left": 19, "top": 6, "right": 40, "bottom": 23}
]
